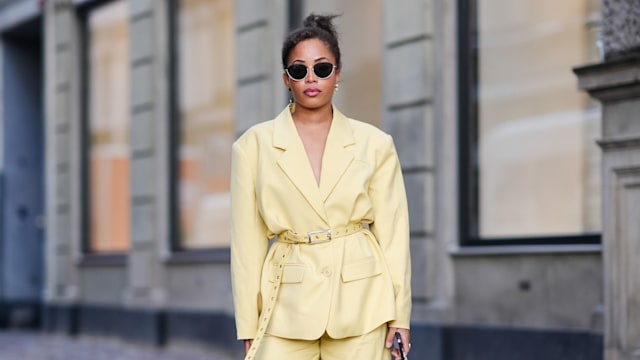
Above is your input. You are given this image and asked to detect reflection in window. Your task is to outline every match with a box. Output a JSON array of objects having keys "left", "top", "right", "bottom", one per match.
[
  {"left": 476, "top": 0, "right": 601, "bottom": 238},
  {"left": 304, "top": 0, "right": 382, "bottom": 126},
  {"left": 88, "top": 0, "right": 130, "bottom": 253},
  {"left": 177, "top": 0, "right": 234, "bottom": 249}
]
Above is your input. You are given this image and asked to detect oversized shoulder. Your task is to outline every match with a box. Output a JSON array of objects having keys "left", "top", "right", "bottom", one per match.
[
  {"left": 232, "top": 119, "right": 275, "bottom": 154},
  {"left": 345, "top": 117, "right": 397, "bottom": 154},
  {"left": 347, "top": 118, "right": 392, "bottom": 142}
]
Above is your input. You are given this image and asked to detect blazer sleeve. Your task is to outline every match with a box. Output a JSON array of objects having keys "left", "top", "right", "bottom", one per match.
[
  {"left": 230, "top": 141, "right": 269, "bottom": 340},
  {"left": 368, "top": 135, "right": 412, "bottom": 329}
]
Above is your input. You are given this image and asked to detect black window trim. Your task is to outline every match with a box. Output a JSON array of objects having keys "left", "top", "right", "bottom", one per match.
[
  {"left": 167, "top": 0, "right": 234, "bottom": 259},
  {"left": 76, "top": 0, "right": 129, "bottom": 265},
  {"left": 166, "top": 0, "right": 303, "bottom": 259},
  {"left": 456, "top": 0, "right": 601, "bottom": 247}
]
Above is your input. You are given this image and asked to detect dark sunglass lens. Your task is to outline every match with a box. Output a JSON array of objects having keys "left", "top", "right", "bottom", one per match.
[
  {"left": 314, "top": 63, "right": 334, "bottom": 78},
  {"left": 287, "top": 65, "right": 307, "bottom": 80}
]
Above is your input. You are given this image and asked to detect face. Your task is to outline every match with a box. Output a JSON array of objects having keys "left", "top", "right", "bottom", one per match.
[{"left": 283, "top": 38, "right": 340, "bottom": 112}]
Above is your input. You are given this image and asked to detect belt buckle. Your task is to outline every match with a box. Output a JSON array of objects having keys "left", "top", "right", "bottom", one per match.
[{"left": 307, "top": 229, "right": 331, "bottom": 244}]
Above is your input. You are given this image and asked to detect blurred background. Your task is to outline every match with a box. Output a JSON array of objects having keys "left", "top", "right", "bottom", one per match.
[{"left": 0, "top": 0, "right": 638, "bottom": 359}]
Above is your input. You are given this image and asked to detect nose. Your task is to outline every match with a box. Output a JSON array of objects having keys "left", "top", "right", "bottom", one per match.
[{"left": 305, "top": 66, "right": 317, "bottom": 83}]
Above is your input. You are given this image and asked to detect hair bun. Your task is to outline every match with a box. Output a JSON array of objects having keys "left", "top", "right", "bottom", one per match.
[{"left": 303, "top": 13, "right": 339, "bottom": 39}]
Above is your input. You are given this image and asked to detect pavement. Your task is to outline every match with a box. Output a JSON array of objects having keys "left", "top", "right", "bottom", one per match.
[{"left": 0, "top": 330, "right": 238, "bottom": 360}]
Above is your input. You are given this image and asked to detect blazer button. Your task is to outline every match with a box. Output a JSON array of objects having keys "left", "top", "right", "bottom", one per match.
[{"left": 321, "top": 267, "right": 332, "bottom": 277}]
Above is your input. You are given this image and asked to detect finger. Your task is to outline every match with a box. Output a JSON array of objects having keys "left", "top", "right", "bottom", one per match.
[
  {"left": 244, "top": 339, "right": 253, "bottom": 354},
  {"left": 385, "top": 327, "right": 397, "bottom": 348},
  {"left": 390, "top": 348, "right": 400, "bottom": 360},
  {"left": 398, "top": 330, "right": 410, "bottom": 353}
]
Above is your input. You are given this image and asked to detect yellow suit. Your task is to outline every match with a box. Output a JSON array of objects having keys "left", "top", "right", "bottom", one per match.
[{"left": 231, "top": 106, "right": 411, "bottom": 341}]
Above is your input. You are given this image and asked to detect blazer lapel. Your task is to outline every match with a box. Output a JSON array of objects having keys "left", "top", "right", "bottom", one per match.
[
  {"left": 273, "top": 108, "right": 329, "bottom": 222},
  {"left": 319, "top": 107, "right": 355, "bottom": 201}
]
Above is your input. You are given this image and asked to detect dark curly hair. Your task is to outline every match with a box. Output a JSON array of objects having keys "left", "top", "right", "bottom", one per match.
[{"left": 281, "top": 13, "right": 342, "bottom": 70}]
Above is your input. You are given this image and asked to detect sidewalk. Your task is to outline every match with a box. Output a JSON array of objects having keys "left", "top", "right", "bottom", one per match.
[{"left": 0, "top": 330, "right": 238, "bottom": 360}]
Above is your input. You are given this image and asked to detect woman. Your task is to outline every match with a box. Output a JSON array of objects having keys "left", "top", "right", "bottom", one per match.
[{"left": 231, "top": 13, "right": 411, "bottom": 360}]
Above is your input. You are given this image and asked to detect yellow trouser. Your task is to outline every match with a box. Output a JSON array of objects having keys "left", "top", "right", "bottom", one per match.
[{"left": 255, "top": 324, "right": 391, "bottom": 360}]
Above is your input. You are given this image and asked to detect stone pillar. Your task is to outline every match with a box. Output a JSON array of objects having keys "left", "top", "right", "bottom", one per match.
[
  {"left": 382, "top": 0, "right": 453, "bottom": 321},
  {"left": 574, "top": 1, "right": 640, "bottom": 359},
  {"left": 234, "top": 0, "right": 288, "bottom": 135},
  {"left": 44, "top": 0, "right": 82, "bottom": 332},
  {"left": 125, "top": 0, "right": 170, "bottom": 311}
]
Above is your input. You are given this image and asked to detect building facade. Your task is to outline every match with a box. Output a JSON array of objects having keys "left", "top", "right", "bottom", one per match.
[{"left": 0, "top": 0, "right": 637, "bottom": 359}]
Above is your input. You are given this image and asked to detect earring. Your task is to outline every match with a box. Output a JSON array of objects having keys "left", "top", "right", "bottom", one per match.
[
  {"left": 335, "top": 84, "right": 339, "bottom": 93},
  {"left": 288, "top": 88, "right": 295, "bottom": 113}
]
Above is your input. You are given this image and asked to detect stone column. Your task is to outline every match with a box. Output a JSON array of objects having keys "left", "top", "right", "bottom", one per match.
[
  {"left": 234, "top": 0, "right": 288, "bottom": 135},
  {"left": 382, "top": 0, "right": 453, "bottom": 322},
  {"left": 574, "top": 1, "right": 640, "bottom": 359},
  {"left": 123, "top": 0, "right": 171, "bottom": 343},
  {"left": 43, "top": 0, "right": 82, "bottom": 333}
]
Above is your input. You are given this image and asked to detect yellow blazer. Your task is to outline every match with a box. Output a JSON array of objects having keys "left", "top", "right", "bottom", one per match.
[{"left": 230, "top": 106, "right": 411, "bottom": 341}]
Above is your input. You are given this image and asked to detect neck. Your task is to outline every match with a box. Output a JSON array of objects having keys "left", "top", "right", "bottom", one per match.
[{"left": 292, "top": 104, "right": 333, "bottom": 126}]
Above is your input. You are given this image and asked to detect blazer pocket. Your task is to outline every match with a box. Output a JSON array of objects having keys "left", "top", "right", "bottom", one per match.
[
  {"left": 341, "top": 257, "right": 382, "bottom": 282},
  {"left": 270, "top": 263, "right": 305, "bottom": 284}
]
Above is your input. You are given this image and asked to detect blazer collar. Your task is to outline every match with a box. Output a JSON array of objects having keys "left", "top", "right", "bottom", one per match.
[
  {"left": 273, "top": 106, "right": 356, "bottom": 223},
  {"left": 272, "top": 105, "right": 355, "bottom": 150}
]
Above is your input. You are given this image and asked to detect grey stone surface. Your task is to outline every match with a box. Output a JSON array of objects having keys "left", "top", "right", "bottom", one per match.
[
  {"left": 409, "top": 236, "right": 438, "bottom": 300},
  {"left": 383, "top": 0, "right": 433, "bottom": 44},
  {"left": 54, "top": 10, "right": 72, "bottom": 46},
  {"left": 237, "top": 26, "right": 270, "bottom": 82},
  {"left": 131, "top": 110, "right": 154, "bottom": 153},
  {"left": 54, "top": 128, "right": 69, "bottom": 166},
  {"left": 385, "top": 104, "right": 434, "bottom": 169},
  {"left": 453, "top": 252, "right": 603, "bottom": 330},
  {"left": 130, "top": 0, "right": 153, "bottom": 19},
  {"left": 403, "top": 170, "right": 435, "bottom": 234},
  {"left": 235, "top": 79, "right": 272, "bottom": 133},
  {"left": 165, "top": 264, "right": 234, "bottom": 312},
  {"left": 55, "top": 48, "right": 71, "bottom": 86},
  {"left": 0, "top": 331, "right": 235, "bottom": 360},
  {"left": 235, "top": 0, "right": 267, "bottom": 29},
  {"left": 131, "top": 202, "right": 156, "bottom": 244},
  {"left": 79, "top": 267, "right": 127, "bottom": 304},
  {"left": 55, "top": 171, "right": 69, "bottom": 200},
  {"left": 54, "top": 88, "right": 70, "bottom": 126},
  {"left": 131, "top": 63, "right": 153, "bottom": 108},
  {"left": 603, "top": 99, "right": 640, "bottom": 137},
  {"left": 131, "top": 15, "right": 153, "bottom": 63},
  {"left": 131, "top": 156, "right": 157, "bottom": 198},
  {"left": 384, "top": 39, "right": 433, "bottom": 106},
  {"left": 129, "top": 251, "right": 152, "bottom": 289},
  {"left": 55, "top": 212, "right": 70, "bottom": 246},
  {"left": 576, "top": 51, "right": 640, "bottom": 359}
]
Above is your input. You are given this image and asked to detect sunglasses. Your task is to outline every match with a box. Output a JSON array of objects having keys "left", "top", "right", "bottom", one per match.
[{"left": 284, "top": 62, "right": 336, "bottom": 81}]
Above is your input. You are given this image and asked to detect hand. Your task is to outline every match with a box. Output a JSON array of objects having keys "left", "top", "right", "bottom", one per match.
[
  {"left": 243, "top": 339, "right": 254, "bottom": 355},
  {"left": 386, "top": 327, "right": 410, "bottom": 359}
]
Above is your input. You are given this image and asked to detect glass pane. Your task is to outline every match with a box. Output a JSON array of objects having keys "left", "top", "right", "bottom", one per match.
[
  {"left": 304, "top": 0, "right": 382, "bottom": 126},
  {"left": 88, "top": 0, "right": 130, "bottom": 252},
  {"left": 477, "top": 0, "right": 601, "bottom": 238},
  {"left": 177, "top": 0, "right": 234, "bottom": 249}
]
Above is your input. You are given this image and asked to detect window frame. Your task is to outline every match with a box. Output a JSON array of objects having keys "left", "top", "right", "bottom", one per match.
[
  {"left": 78, "top": 0, "right": 131, "bottom": 259},
  {"left": 456, "top": 0, "right": 601, "bottom": 247},
  {"left": 167, "top": 0, "right": 234, "bottom": 258}
]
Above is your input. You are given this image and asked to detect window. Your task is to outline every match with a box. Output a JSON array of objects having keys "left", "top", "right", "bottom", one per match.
[
  {"left": 172, "top": 0, "right": 235, "bottom": 249},
  {"left": 459, "top": 0, "right": 602, "bottom": 244},
  {"left": 303, "top": 0, "right": 382, "bottom": 126},
  {"left": 85, "top": 0, "right": 131, "bottom": 253}
]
